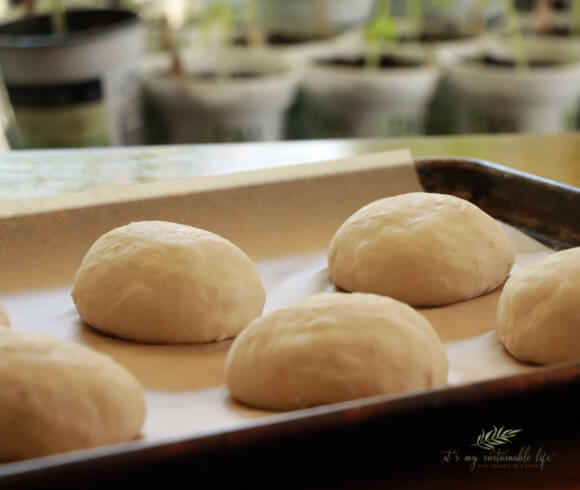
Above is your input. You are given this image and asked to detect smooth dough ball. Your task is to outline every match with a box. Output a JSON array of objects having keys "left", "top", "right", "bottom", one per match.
[
  {"left": 498, "top": 247, "right": 580, "bottom": 365},
  {"left": 0, "top": 300, "right": 10, "bottom": 327},
  {"left": 72, "top": 221, "right": 265, "bottom": 344},
  {"left": 328, "top": 192, "right": 515, "bottom": 306},
  {"left": 0, "top": 330, "right": 146, "bottom": 461},
  {"left": 225, "top": 292, "right": 448, "bottom": 410}
]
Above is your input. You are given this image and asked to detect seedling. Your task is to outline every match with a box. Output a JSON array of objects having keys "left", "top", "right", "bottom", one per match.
[
  {"left": 364, "top": 0, "right": 460, "bottom": 68},
  {"left": 473, "top": 0, "right": 527, "bottom": 69},
  {"left": 50, "top": 0, "right": 67, "bottom": 34},
  {"left": 21, "top": 0, "right": 67, "bottom": 34},
  {"left": 364, "top": 0, "right": 397, "bottom": 69},
  {"left": 502, "top": 0, "right": 528, "bottom": 69},
  {"left": 200, "top": 1, "right": 234, "bottom": 79},
  {"left": 571, "top": 0, "right": 580, "bottom": 36}
]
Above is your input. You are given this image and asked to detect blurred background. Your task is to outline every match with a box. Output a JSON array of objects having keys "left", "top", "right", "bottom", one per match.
[{"left": 0, "top": 0, "right": 579, "bottom": 148}]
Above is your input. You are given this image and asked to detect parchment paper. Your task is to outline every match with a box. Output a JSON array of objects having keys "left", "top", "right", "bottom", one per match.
[
  {"left": 0, "top": 149, "right": 554, "bottom": 452},
  {"left": 0, "top": 223, "right": 552, "bottom": 446}
]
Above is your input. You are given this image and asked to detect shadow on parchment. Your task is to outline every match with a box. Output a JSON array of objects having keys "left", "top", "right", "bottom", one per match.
[{"left": 77, "top": 321, "right": 233, "bottom": 392}]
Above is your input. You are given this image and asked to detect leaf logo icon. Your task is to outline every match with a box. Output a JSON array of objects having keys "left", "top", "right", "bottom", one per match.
[{"left": 471, "top": 426, "right": 522, "bottom": 450}]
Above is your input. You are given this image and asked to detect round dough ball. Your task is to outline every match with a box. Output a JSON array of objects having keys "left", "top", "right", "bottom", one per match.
[
  {"left": 328, "top": 192, "right": 515, "bottom": 306},
  {"left": 0, "top": 300, "right": 10, "bottom": 327},
  {"left": 225, "top": 292, "right": 448, "bottom": 410},
  {"left": 0, "top": 329, "right": 146, "bottom": 461},
  {"left": 498, "top": 247, "right": 580, "bottom": 365},
  {"left": 72, "top": 221, "right": 265, "bottom": 344}
]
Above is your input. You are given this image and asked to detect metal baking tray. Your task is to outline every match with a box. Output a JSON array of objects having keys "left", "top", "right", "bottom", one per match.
[{"left": 0, "top": 153, "right": 579, "bottom": 489}]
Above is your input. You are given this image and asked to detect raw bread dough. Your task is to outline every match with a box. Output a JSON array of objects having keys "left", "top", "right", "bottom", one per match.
[
  {"left": 328, "top": 192, "right": 515, "bottom": 306},
  {"left": 0, "top": 329, "right": 146, "bottom": 461},
  {"left": 0, "top": 300, "right": 9, "bottom": 327},
  {"left": 72, "top": 221, "right": 265, "bottom": 344},
  {"left": 225, "top": 292, "right": 448, "bottom": 410},
  {"left": 498, "top": 247, "right": 580, "bottom": 364}
]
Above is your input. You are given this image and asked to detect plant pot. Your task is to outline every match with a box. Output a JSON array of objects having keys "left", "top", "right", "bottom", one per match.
[
  {"left": 231, "top": 28, "right": 361, "bottom": 140},
  {"left": 0, "top": 67, "right": 18, "bottom": 149},
  {"left": 506, "top": 12, "right": 580, "bottom": 132},
  {"left": 340, "top": 27, "right": 485, "bottom": 135},
  {"left": 0, "top": 8, "right": 144, "bottom": 148},
  {"left": 393, "top": 29, "right": 485, "bottom": 135},
  {"left": 300, "top": 49, "right": 439, "bottom": 138},
  {"left": 255, "top": 0, "right": 375, "bottom": 39},
  {"left": 142, "top": 48, "right": 299, "bottom": 144},
  {"left": 439, "top": 37, "right": 580, "bottom": 133}
]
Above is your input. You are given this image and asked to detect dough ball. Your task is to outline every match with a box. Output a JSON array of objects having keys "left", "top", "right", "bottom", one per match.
[
  {"left": 72, "top": 221, "right": 265, "bottom": 344},
  {"left": 0, "top": 329, "right": 145, "bottom": 461},
  {"left": 498, "top": 247, "right": 580, "bottom": 364},
  {"left": 328, "top": 192, "right": 515, "bottom": 306},
  {"left": 0, "top": 300, "right": 10, "bottom": 327},
  {"left": 225, "top": 292, "right": 448, "bottom": 410}
]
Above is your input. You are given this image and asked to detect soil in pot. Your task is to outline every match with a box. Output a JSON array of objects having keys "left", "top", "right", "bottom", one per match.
[
  {"left": 538, "top": 26, "right": 574, "bottom": 36},
  {"left": 0, "top": 8, "right": 136, "bottom": 39},
  {"left": 478, "top": 54, "right": 563, "bottom": 68},
  {"left": 233, "top": 31, "right": 331, "bottom": 46},
  {"left": 193, "top": 71, "right": 263, "bottom": 80},
  {"left": 522, "top": 24, "right": 580, "bottom": 38},
  {"left": 397, "top": 30, "right": 475, "bottom": 43},
  {"left": 157, "top": 71, "right": 266, "bottom": 81},
  {"left": 315, "top": 54, "right": 423, "bottom": 69}
]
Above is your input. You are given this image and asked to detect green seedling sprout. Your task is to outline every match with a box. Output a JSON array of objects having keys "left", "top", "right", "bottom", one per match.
[
  {"left": 503, "top": 0, "right": 528, "bottom": 69},
  {"left": 200, "top": 1, "right": 234, "bottom": 80},
  {"left": 571, "top": 0, "right": 580, "bottom": 36},
  {"left": 406, "top": 0, "right": 423, "bottom": 40},
  {"left": 50, "top": 0, "right": 67, "bottom": 35},
  {"left": 364, "top": 0, "right": 396, "bottom": 69},
  {"left": 475, "top": 0, "right": 527, "bottom": 69}
]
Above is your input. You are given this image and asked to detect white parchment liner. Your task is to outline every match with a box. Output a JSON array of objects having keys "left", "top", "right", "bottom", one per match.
[{"left": 0, "top": 149, "right": 552, "bottom": 453}]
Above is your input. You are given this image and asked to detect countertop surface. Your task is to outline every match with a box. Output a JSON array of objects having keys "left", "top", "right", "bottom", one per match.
[{"left": 2, "top": 132, "right": 580, "bottom": 202}]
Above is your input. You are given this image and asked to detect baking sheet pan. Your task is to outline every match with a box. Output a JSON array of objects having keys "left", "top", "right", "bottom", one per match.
[{"left": 1, "top": 150, "right": 579, "bottom": 488}]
